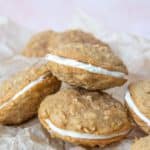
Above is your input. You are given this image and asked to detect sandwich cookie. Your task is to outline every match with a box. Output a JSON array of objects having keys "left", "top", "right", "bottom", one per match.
[
  {"left": 38, "top": 88, "right": 131, "bottom": 147},
  {"left": 45, "top": 43, "right": 128, "bottom": 90},
  {"left": 125, "top": 80, "right": 150, "bottom": 134},
  {"left": 0, "top": 61, "right": 61, "bottom": 125},
  {"left": 22, "top": 30, "right": 59, "bottom": 57},
  {"left": 131, "top": 135, "right": 150, "bottom": 150}
]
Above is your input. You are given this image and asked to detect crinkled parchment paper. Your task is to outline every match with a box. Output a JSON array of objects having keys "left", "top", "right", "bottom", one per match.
[{"left": 0, "top": 14, "right": 149, "bottom": 150}]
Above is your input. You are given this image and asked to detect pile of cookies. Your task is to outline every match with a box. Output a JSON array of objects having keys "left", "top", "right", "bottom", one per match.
[{"left": 0, "top": 30, "right": 149, "bottom": 148}]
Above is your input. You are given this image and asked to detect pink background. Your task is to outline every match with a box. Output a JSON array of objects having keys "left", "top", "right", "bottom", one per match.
[{"left": 0, "top": 0, "right": 150, "bottom": 38}]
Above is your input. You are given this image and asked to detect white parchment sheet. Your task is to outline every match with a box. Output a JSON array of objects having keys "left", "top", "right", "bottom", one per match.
[{"left": 0, "top": 14, "right": 149, "bottom": 150}]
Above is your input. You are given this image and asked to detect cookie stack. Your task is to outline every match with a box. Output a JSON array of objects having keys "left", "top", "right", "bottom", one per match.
[
  {"left": 29, "top": 30, "right": 131, "bottom": 147},
  {"left": 0, "top": 30, "right": 149, "bottom": 148}
]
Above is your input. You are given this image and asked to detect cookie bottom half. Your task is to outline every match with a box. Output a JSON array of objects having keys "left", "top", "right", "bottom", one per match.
[
  {"left": 46, "top": 61, "right": 126, "bottom": 90},
  {"left": 39, "top": 117, "right": 129, "bottom": 147}
]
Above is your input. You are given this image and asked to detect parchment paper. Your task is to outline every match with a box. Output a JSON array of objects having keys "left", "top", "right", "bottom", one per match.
[{"left": 0, "top": 14, "right": 149, "bottom": 150}]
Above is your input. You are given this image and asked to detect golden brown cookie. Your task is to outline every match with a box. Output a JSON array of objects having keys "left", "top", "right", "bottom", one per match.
[
  {"left": 60, "top": 29, "right": 106, "bottom": 45},
  {"left": 45, "top": 43, "right": 128, "bottom": 90},
  {"left": 125, "top": 80, "right": 150, "bottom": 134},
  {"left": 22, "top": 30, "right": 59, "bottom": 57},
  {"left": 22, "top": 29, "right": 106, "bottom": 57},
  {"left": 0, "top": 61, "right": 61, "bottom": 125},
  {"left": 131, "top": 135, "right": 150, "bottom": 150},
  {"left": 38, "top": 88, "right": 131, "bottom": 147}
]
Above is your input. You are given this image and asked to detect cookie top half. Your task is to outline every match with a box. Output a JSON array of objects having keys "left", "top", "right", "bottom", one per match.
[
  {"left": 47, "top": 43, "right": 127, "bottom": 73},
  {"left": 60, "top": 29, "right": 106, "bottom": 45},
  {"left": 39, "top": 88, "right": 131, "bottom": 136},
  {"left": 22, "top": 29, "right": 105, "bottom": 57}
]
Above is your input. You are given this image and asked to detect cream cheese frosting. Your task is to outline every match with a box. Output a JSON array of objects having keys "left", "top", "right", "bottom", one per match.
[
  {"left": 45, "top": 54, "right": 126, "bottom": 78},
  {"left": 0, "top": 74, "right": 47, "bottom": 110},
  {"left": 125, "top": 90, "right": 150, "bottom": 126},
  {"left": 45, "top": 119, "right": 130, "bottom": 140}
]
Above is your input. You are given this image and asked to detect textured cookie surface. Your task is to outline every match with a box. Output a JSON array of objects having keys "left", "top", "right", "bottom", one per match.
[
  {"left": 39, "top": 88, "right": 131, "bottom": 135},
  {"left": 131, "top": 135, "right": 150, "bottom": 150},
  {"left": 48, "top": 43, "right": 127, "bottom": 73},
  {"left": 22, "top": 30, "right": 59, "bottom": 57},
  {"left": 0, "top": 62, "right": 59, "bottom": 104},
  {"left": 129, "top": 80, "right": 150, "bottom": 119},
  {"left": 60, "top": 29, "right": 105, "bottom": 45},
  {"left": 127, "top": 80, "right": 150, "bottom": 134},
  {"left": 0, "top": 61, "right": 61, "bottom": 124},
  {"left": 22, "top": 29, "right": 105, "bottom": 57},
  {"left": 39, "top": 89, "right": 131, "bottom": 146}
]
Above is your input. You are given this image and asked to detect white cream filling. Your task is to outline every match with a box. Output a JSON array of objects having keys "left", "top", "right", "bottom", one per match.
[
  {"left": 125, "top": 90, "right": 150, "bottom": 126},
  {"left": 45, "top": 54, "right": 126, "bottom": 78},
  {"left": 0, "top": 74, "right": 47, "bottom": 110},
  {"left": 45, "top": 119, "right": 130, "bottom": 140}
]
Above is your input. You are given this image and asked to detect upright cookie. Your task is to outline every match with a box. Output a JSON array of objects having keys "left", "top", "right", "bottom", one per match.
[
  {"left": 45, "top": 43, "right": 128, "bottom": 90},
  {"left": 0, "top": 61, "right": 61, "bottom": 125},
  {"left": 131, "top": 135, "right": 150, "bottom": 150},
  {"left": 125, "top": 80, "right": 150, "bottom": 134},
  {"left": 38, "top": 89, "right": 131, "bottom": 147}
]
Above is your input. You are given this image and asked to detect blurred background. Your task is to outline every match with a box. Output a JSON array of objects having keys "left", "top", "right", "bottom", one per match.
[{"left": 0, "top": 0, "right": 149, "bottom": 38}]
